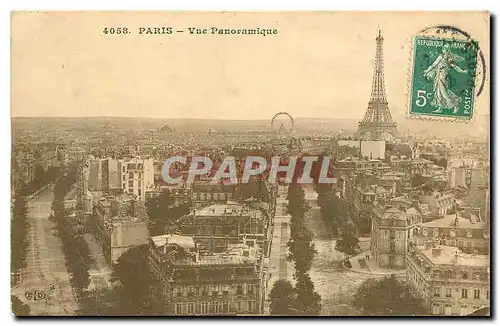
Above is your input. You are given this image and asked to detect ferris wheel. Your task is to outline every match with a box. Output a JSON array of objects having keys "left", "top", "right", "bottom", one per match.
[{"left": 271, "top": 112, "right": 294, "bottom": 139}]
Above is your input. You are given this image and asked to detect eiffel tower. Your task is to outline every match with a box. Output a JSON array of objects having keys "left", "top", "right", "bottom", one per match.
[{"left": 354, "top": 30, "right": 399, "bottom": 140}]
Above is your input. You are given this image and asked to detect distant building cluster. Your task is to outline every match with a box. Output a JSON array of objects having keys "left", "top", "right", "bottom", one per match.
[{"left": 335, "top": 136, "right": 489, "bottom": 316}]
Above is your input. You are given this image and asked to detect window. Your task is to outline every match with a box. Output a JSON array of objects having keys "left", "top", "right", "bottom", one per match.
[
  {"left": 248, "top": 284, "right": 254, "bottom": 294},
  {"left": 445, "top": 288, "right": 452, "bottom": 298},
  {"left": 462, "top": 271, "right": 468, "bottom": 280},
  {"left": 138, "top": 189, "right": 141, "bottom": 196},
  {"left": 445, "top": 270, "right": 453, "bottom": 279},
  {"left": 128, "top": 189, "right": 134, "bottom": 194},
  {"left": 237, "top": 285, "right": 243, "bottom": 295},
  {"left": 128, "top": 180, "right": 134, "bottom": 187},
  {"left": 474, "top": 289, "right": 480, "bottom": 299},
  {"left": 248, "top": 301, "right": 255, "bottom": 312},
  {"left": 222, "top": 301, "right": 229, "bottom": 313},
  {"left": 460, "top": 306, "right": 468, "bottom": 316},
  {"left": 461, "top": 289, "right": 468, "bottom": 299},
  {"left": 222, "top": 285, "right": 229, "bottom": 295},
  {"left": 434, "top": 287, "right": 441, "bottom": 297},
  {"left": 129, "top": 172, "right": 134, "bottom": 179},
  {"left": 444, "top": 304, "right": 452, "bottom": 316},
  {"left": 213, "top": 301, "right": 221, "bottom": 314},
  {"left": 209, "top": 302, "right": 215, "bottom": 313},
  {"left": 201, "top": 302, "right": 209, "bottom": 314},
  {"left": 432, "top": 303, "right": 440, "bottom": 315},
  {"left": 122, "top": 175, "right": 125, "bottom": 181},
  {"left": 186, "top": 302, "right": 195, "bottom": 315},
  {"left": 466, "top": 230, "right": 472, "bottom": 238},
  {"left": 175, "top": 303, "right": 183, "bottom": 315}
]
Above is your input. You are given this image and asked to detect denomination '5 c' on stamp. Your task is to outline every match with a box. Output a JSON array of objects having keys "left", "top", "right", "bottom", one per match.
[{"left": 409, "top": 36, "right": 478, "bottom": 120}]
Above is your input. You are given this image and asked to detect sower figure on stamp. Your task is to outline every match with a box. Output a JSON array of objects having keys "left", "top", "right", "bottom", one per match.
[{"left": 423, "top": 44, "right": 468, "bottom": 114}]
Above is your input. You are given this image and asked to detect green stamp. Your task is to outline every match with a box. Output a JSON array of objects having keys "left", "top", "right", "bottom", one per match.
[{"left": 409, "top": 36, "right": 478, "bottom": 119}]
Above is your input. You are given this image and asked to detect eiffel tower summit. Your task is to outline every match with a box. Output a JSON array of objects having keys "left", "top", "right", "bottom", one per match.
[{"left": 354, "top": 30, "right": 399, "bottom": 140}]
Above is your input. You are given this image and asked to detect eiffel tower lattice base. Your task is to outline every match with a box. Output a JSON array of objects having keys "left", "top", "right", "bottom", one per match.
[{"left": 354, "top": 122, "right": 400, "bottom": 140}]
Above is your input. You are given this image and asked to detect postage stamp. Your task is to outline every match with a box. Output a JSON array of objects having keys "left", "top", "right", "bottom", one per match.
[{"left": 408, "top": 36, "right": 478, "bottom": 120}]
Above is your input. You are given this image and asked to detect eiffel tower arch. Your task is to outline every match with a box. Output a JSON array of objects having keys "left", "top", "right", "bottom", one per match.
[{"left": 354, "top": 30, "right": 399, "bottom": 140}]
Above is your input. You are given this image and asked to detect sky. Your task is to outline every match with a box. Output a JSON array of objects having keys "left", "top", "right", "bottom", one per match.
[{"left": 11, "top": 11, "right": 490, "bottom": 121}]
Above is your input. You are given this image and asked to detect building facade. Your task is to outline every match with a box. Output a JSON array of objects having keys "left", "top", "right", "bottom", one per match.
[
  {"left": 176, "top": 202, "right": 269, "bottom": 254},
  {"left": 149, "top": 235, "right": 262, "bottom": 316},
  {"left": 415, "top": 212, "right": 489, "bottom": 254},
  {"left": 371, "top": 198, "right": 422, "bottom": 269},
  {"left": 120, "top": 157, "right": 154, "bottom": 201},
  {"left": 406, "top": 243, "right": 490, "bottom": 316},
  {"left": 90, "top": 195, "right": 150, "bottom": 264}
]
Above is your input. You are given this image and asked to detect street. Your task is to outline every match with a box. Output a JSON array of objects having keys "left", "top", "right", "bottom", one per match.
[
  {"left": 263, "top": 185, "right": 295, "bottom": 314},
  {"left": 11, "top": 186, "right": 79, "bottom": 315}
]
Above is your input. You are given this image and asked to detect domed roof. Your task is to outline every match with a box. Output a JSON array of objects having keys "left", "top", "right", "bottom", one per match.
[{"left": 158, "top": 124, "right": 174, "bottom": 132}]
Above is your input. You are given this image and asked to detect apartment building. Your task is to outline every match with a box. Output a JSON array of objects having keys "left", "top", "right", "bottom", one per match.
[
  {"left": 406, "top": 243, "right": 490, "bottom": 316},
  {"left": 148, "top": 234, "right": 262, "bottom": 316}
]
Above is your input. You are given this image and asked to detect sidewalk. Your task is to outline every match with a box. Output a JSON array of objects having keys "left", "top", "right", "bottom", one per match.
[{"left": 343, "top": 251, "right": 406, "bottom": 276}]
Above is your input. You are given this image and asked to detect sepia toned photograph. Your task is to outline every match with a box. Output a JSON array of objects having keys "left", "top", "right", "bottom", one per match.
[{"left": 10, "top": 11, "right": 490, "bottom": 317}]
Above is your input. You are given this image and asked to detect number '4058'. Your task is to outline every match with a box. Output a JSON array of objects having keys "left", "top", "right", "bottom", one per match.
[{"left": 103, "top": 27, "right": 129, "bottom": 35}]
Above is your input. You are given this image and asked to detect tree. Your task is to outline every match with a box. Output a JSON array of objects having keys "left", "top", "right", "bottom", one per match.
[
  {"left": 411, "top": 174, "right": 428, "bottom": 188},
  {"left": 335, "top": 222, "right": 360, "bottom": 260},
  {"left": 110, "top": 244, "right": 153, "bottom": 315},
  {"left": 11, "top": 295, "right": 30, "bottom": 316},
  {"left": 321, "top": 197, "right": 347, "bottom": 236},
  {"left": 287, "top": 185, "right": 308, "bottom": 217},
  {"left": 32, "top": 164, "right": 46, "bottom": 190},
  {"left": 294, "top": 274, "right": 322, "bottom": 315},
  {"left": 269, "top": 280, "right": 296, "bottom": 315},
  {"left": 285, "top": 184, "right": 322, "bottom": 314},
  {"left": 51, "top": 170, "right": 91, "bottom": 297},
  {"left": 287, "top": 225, "right": 316, "bottom": 274},
  {"left": 352, "top": 274, "right": 427, "bottom": 316},
  {"left": 11, "top": 183, "right": 28, "bottom": 275}
]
